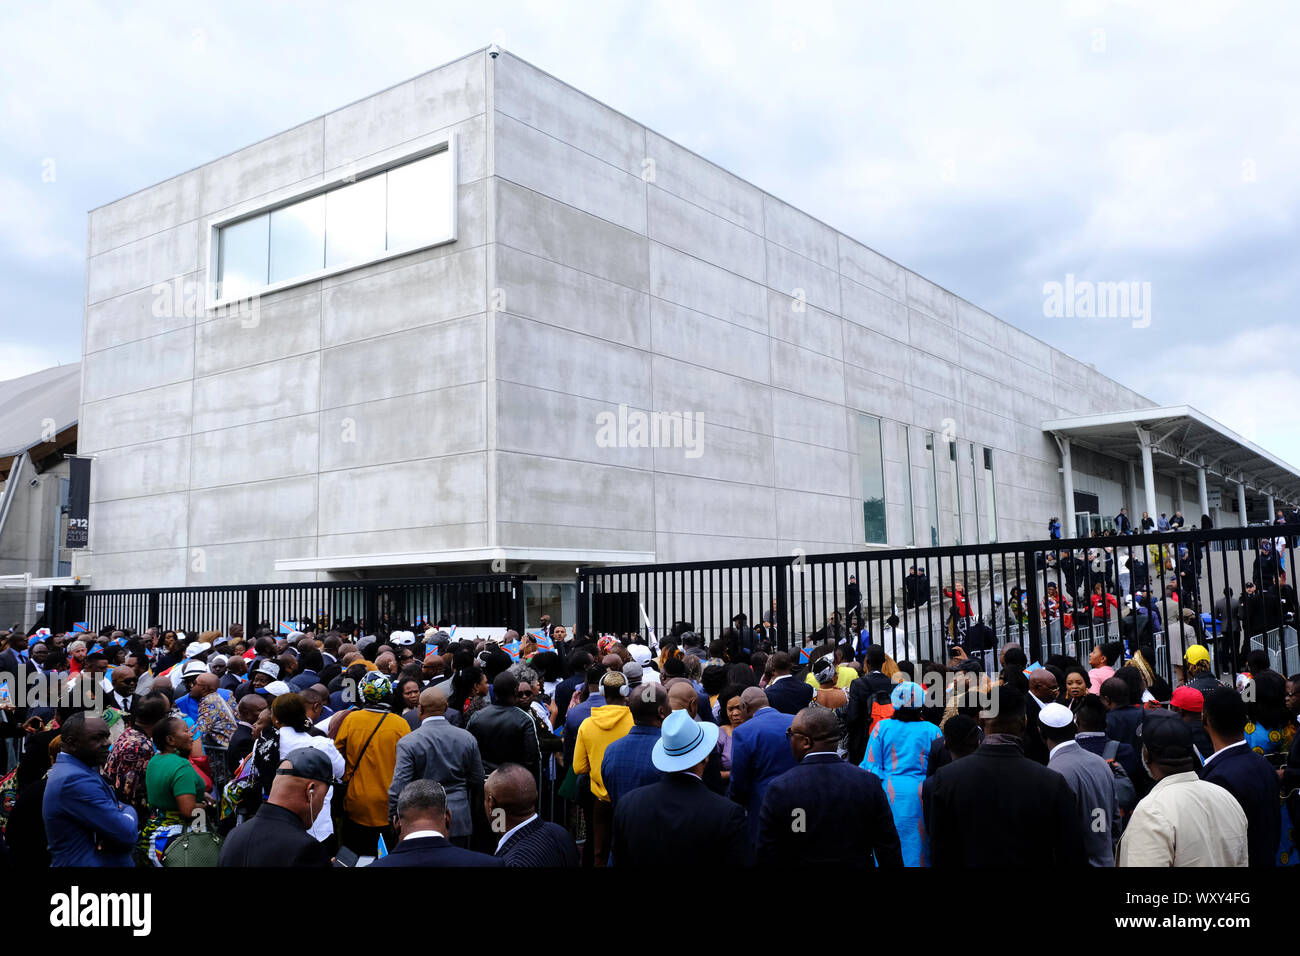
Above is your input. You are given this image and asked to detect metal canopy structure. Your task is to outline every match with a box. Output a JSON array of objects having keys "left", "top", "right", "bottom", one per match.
[{"left": 1042, "top": 405, "right": 1300, "bottom": 533}]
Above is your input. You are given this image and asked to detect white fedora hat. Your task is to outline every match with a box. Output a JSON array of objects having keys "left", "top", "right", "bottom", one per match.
[{"left": 652, "top": 709, "right": 720, "bottom": 773}]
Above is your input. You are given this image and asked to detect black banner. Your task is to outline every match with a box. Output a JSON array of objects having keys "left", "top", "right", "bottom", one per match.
[{"left": 66, "top": 456, "right": 90, "bottom": 549}]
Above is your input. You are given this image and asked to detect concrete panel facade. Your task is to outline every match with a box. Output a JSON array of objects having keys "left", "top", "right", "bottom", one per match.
[{"left": 78, "top": 48, "right": 1163, "bottom": 589}]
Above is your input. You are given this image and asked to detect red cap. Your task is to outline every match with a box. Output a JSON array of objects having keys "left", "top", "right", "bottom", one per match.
[{"left": 1170, "top": 685, "right": 1204, "bottom": 713}]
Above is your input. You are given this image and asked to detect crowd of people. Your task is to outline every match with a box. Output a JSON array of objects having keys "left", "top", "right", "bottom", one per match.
[{"left": 1, "top": 612, "right": 1296, "bottom": 869}]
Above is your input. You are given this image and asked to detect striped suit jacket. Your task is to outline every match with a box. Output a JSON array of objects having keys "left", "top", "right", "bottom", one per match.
[{"left": 495, "top": 816, "right": 579, "bottom": 867}]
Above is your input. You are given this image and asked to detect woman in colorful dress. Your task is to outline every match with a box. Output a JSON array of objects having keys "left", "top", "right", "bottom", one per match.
[
  {"left": 862, "top": 681, "right": 943, "bottom": 866},
  {"left": 139, "top": 715, "right": 209, "bottom": 865}
]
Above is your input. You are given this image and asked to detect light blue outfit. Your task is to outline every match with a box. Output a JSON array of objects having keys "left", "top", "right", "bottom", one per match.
[{"left": 862, "top": 714, "right": 942, "bottom": 866}]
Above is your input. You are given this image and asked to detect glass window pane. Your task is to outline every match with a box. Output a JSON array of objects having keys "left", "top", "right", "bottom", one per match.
[
  {"left": 386, "top": 151, "right": 453, "bottom": 251},
  {"left": 325, "top": 174, "right": 386, "bottom": 267},
  {"left": 925, "top": 433, "right": 940, "bottom": 546},
  {"left": 858, "top": 414, "right": 886, "bottom": 544},
  {"left": 217, "top": 213, "right": 268, "bottom": 300},
  {"left": 269, "top": 194, "right": 325, "bottom": 283},
  {"left": 984, "top": 447, "right": 999, "bottom": 543},
  {"left": 900, "top": 426, "right": 915, "bottom": 546},
  {"left": 948, "top": 439, "right": 962, "bottom": 545}
]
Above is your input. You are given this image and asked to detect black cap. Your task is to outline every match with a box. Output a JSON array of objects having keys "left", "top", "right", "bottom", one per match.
[
  {"left": 1139, "top": 711, "right": 1194, "bottom": 762},
  {"left": 274, "top": 747, "right": 335, "bottom": 784}
]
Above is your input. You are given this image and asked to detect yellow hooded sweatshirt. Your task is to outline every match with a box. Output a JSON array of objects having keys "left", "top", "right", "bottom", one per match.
[{"left": 572, "top": 703, "right": 634, "bottom": 801}]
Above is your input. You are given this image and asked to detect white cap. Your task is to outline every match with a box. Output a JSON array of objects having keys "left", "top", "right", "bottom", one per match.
[
  {"left": 628, "top": 644, "right": 652, "bottom": 664},
  {"left": 1039, "top": 702, "right": 1075, "bottom": 729},
  {"left": 391, "top": 630, "right": 415, "bottom": 646},
  {"left": 254, "top": 660, "right": 280, "bottom": 679},
  {"left": 286, "top": 631, "right": 305, "bottom": 644},
  {"left": 184, "top": 641, "right": 211, "bottom": 659},
  {"left": 264, "top": 680, "right": 292, "bottom": 696}
]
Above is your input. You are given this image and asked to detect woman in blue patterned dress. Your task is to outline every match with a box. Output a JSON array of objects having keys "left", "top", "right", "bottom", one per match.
[{"left": 862, "top": 681, "right": 943, "bottom": 866}]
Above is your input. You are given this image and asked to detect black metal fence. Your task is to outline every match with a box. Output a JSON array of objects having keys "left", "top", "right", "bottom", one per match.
[
  {"left": 47, "top": 574, "right": 533, "bottom": 638},
  {"left": 576, "top": 525, "right": 1300, "bottom": 683}
]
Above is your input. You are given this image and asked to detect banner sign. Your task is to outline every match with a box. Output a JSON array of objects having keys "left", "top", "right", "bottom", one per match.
[{"left": 66, "top": 457, "right": 91, "bottom": 549}]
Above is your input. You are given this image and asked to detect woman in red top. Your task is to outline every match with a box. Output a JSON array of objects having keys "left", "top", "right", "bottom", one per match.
[{"left": 1089, "top": 582, "right": 1118, "bottom": 623}]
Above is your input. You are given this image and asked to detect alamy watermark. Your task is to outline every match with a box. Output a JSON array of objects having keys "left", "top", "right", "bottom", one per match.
[
  {"left": 1042, "top": 274, "right": 1151, "bottom": 328},
  {"left": 152, "top": 277, "right": 261, "bottom": 327},
  {"left": 594, "top": 404, "right": 704, "bottom": 459}
]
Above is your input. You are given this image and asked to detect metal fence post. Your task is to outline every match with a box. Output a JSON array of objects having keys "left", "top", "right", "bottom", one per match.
[
  {"left": 1022, "top": 548, "right": 1043, "bottom": 664},
  {"left": 575, "top": 572, "right": 588, "bottom": 641},
  {"left": 775, "top": 564, "right": 789, "bottom": 653},
  {"left": 147, "top": 591, "right": 160, "bottom": 630}
]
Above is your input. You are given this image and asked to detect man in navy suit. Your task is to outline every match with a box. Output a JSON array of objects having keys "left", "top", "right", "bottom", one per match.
[
  {"left": 486, "top": 763, "right": 578, "bottom": 866},
  {"left": 763, "top": 652, "right": 813, "bottom": 715},
  {"left": 758, "top": 707, "right": 902, "bottom": 867},
  {"left": 1199, "top": 687, "right": 1281, "bottom": 867},
  {"left": 370, "top": 779, "right": 502, "bottom": 867},
  {"left": 729, "top": 687, "right": 796, "bottom": 843},
  {"left": 611, "top": 710, "right": 751, "bottom": 866}
]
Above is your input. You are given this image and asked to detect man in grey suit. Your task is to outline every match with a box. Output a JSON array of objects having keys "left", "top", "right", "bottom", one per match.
[
  {"left": 1039, "top": 702, "right": 1120, "bottom": 866},
  {"left": 388, "top": 686, "right": 485, "bottom": 847}
]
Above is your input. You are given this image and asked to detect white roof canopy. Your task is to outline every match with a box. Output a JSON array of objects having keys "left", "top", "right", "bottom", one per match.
[{"left": 1042, "top": 405, "right": 1300, "bottom": 503}]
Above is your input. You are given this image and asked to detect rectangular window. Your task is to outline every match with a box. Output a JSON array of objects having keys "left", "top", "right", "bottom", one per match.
[
  {"left": 900, "top": 426, "right": 915, "bottom": 546},
  {"left": 984, "top": 446, "right": 998, "bottom": 543},
  {"left": 210, "top": 140, "right": 456, "bottom": 306},
  {"left": 948, "top": 439, "right": 962, "bottom": 545},
  {"left": 924, "top": 432, "right": 940, "bottom": 546},
  {"left": 858, "top": 414, "right": 887, "bottom": 544}
]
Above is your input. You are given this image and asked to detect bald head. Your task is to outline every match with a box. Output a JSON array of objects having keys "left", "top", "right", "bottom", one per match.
[
  {"left": 629, "top": 683, "right": 670, "bottom": 726},
  {"left": 666, "top": 680, "right": 697, "bottom": 716},
  {"left": 794, "top": 707, "right": 840, "bottom": 748},
  {"left": 484, "top": 763, "right": 539, "bottom": 827},
  {"left": 237, "top": 694, "right": 268, "bottom": 723},
  {"left": 740, "top": 686, "right": 769, "bottom": 716},
  {"left": 1028, "top": 669, "right": 1058, "bottom": 703},
  {"left": 418, "top": 686, "right": 449, "bottom": 718},
  {"left": 191, "top": 672, "right": 219, "bottom": 698}
]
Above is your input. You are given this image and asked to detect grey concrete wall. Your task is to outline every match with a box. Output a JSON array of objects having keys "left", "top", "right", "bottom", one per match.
[
  {"left": 489, "top": 52, "right": 1156, "bottom": 564},
  {"left": 79, "top": 51, "right": 493, "bottom": 588},
  {"left": 78, "top": 48, "right": 1165, "bottom": 591}
]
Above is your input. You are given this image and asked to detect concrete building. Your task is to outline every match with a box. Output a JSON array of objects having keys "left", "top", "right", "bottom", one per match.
[
  {"left": 76, "top": 48, "right": 1300, "bottom": 624},
  {"left": 0, "top": 363, "right": 82, "bottom": 628}
]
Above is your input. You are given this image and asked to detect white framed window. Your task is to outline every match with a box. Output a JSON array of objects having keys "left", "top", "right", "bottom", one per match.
[{"left": 206, "top": 137, "right": 456, "bottom": 308}]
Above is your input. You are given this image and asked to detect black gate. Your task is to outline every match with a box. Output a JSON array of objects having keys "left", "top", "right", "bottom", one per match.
[
  {"left": 48, "top": 574, "right": 532, "bottom": 638},
  {"left": 577, "top": 525, "right": 1300, "bottom": 682}
]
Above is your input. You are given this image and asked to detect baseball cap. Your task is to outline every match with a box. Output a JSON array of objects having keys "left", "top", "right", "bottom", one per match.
[
  {"left": 275, "top": 747, "right": 336, "bottom": 784},
  {"left": 1184, "top": 644, "right": 1210, "bottom": 666},
  {"left": 390, "top": 630, "right": 415, "bottom": 646},
  {"left": 184, "top": 641, "right": 211, "bottom": 659},
  {"left": 254, "top": 660, "right": 280, "bottom": 680},
  {"left": 263, "top": 680, "right": 292, "bottom": 696},
  {"left": 622, "top": 661, "right": 644, "bottom": 687},
  {"left": 1140, "top": 711, "right": 1195, "bottom": 761},
  {"left": 628, "top": 644, "right": 653, "bottom": 664},
  {"left": 1169, "top": 685, "right": 1204, "bottom": 713}
]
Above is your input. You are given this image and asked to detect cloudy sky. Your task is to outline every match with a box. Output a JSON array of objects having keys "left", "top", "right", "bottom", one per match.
[{"left": 2, "top": 0, "right": 1296, "bottom": 458}]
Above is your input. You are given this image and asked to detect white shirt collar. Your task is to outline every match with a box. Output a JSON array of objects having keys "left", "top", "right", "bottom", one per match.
[
  {"left": 401, "top": 829, "right": 447, "bottom": 842},
  {"left": 1049, "top": 739, "right": 1078, "bottom": 761},
  {"left": 768, "top": 673, "right": 790, "bottom": 685},
  {"left": 421, "top": 715, "right": 446, "bottom": 725},
  {"left": 1201, "top": 738, "right": 1247, "bottom": 768},
  {"left": 495, "top": 812, "right": 539, "bottom": 852}
]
